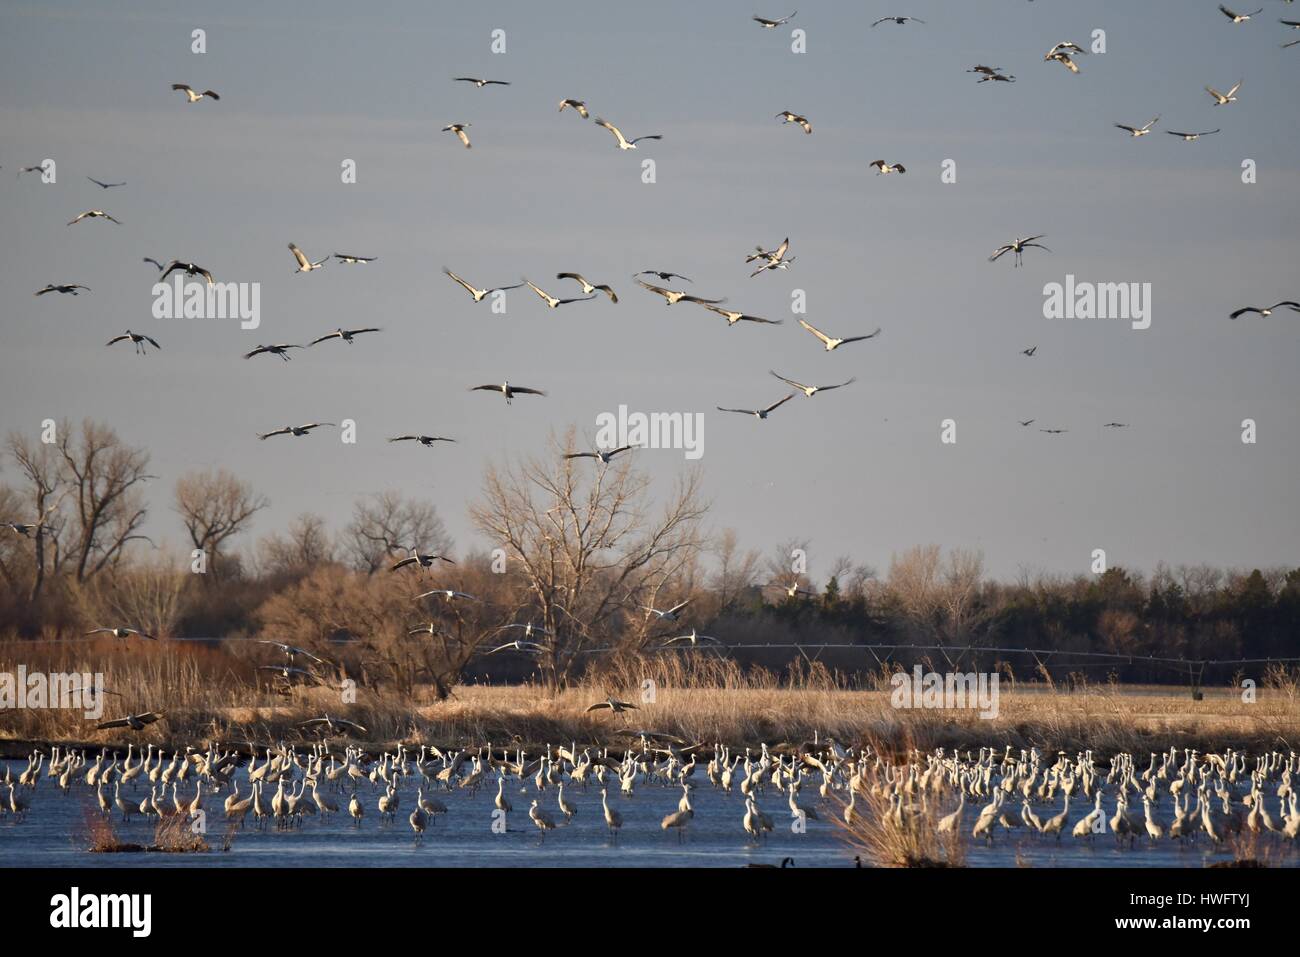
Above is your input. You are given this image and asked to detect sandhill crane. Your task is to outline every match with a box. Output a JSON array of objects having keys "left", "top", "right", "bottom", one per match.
[
  {"left": 700, "top": 304, "right": 782, "bottom": 326},
  {"left": 661, "top": 805, "right": 692, "bottom": 842},
  {"left": 409, "top": 803, "right": 427, "bottom": 842},
  {"left": 529, "top": 799, "right": 557, "bottom": 840},
  {"left": 556, "top": 272, "right": 618, "bottom": 302},
  {"left": 565, "top": 445, "right": 634, "bottom": 463},
  {"left": 558, "top": 98, "right": 589, "bottom": 118},
  {"left": 255, "top": 640, "right": 325, "bottom": 665},
  {"left": 636, "top": 270, "right": 692, "bottom": 283},
  {"left": 776, "top": 111, "right": 812, "bottom": 133},
  {"left": 297, "top": 715, "right": 367, "bottom": 736},
  {"left": 152, "top": 260, "right": 215, "bottom": 283},
  {"left": 594, "top": 118, "right": 662, "bottom": 150},
  {"left": 414, "top": 588, "right": 481, "bottom": 602},
  {"left": 1167, "top": 129, "right": 1220, "bottom": 141},
  {"left": 348, "top": 792, "right": 364, "bottom": 827},
  {"left": 1231, "top": 301, "right": 1300, "bottom": 319},
  {"left": 172, "top": 84, "right": 219, "bottom": 102},
  {"left": 872, "top": 15, "right": 924, "bottom": 27},
  {"left": 1218, "top": 5, "right": 1261, "bottom": 23},
  {"left": 333, "top": 253, "right": 377, "bottom": 264},
  {"left": 769, "top": 370, "right": 854, "bottom": 397},
  {"left": 662, "top": 628, "right": 721, "bottom": 647},
  {"left": 523, "top": 279, "right": 596, "bottom": 309},
  {"left": 485, "top": 639, "right": 545, "bottom": 655},
  {"left": 976, "top": 70, "right": 1016, "bottom": 83},
  {"left": 68, "top": 210, "right": 121, "bottom": 226},
  {"left": 443, "top": 268, "right": 523, "bottom": 302},
  {"left": 641, "top": 599, "right": 690, "bottom": 621},
  {"left": 85, "top": 626, "right": 157, "bottom": 642},
  {"left": 600, "top": 787, "right": 623, "bottom": 841},
  {"left": 586, "top": 696, "right": 638, "bottom": 715},
  {"left": 716, "top": 394, "right": 796, "bottom": 420},
  {"left": 106, "top": 331, "right": 160, "bottom": 355},
  {"left": 244, "top": 344, "right": 302, "bottom": 361},
  {"left": 1205, "top": 80, "right": 1242, "bottom": 105},
  {"left": 288, "top": 243, "right": 327, "bottom": 272},
  {"left": 797, "top": 318, "right": 881, "bottom": 351},
  {"left": 1116, "top": 114, "right": 1162, "bottom": 136},
  {"left": 35, "top": 283, "right": 90, "bottom": 296},
  {"left": 257, "top": 423, "right": 335, "bottom": 440},
  {"left": 96, "top": 711, "right": 165, "bottom": 732},
  {"left": 635, "top": 278, "right": 724, "bottom": 306},
  {"left": 389, "top": 434, "right": 456, "bottom": 446},
  {"left": 1072, "top": 791, "right": 1104, "bottom": 839},
  {"left": 454, "top": 76, "right": 510, "bottom": 87},
  {"left": 18, "top": 162, "right": 51, "bottom": 177},
  {"left": 442, "top": 123, "right": 472, "bottom": 148},
  {"left": 1041, "top": 795, "right": 1070, "bottom": 840},
  {"left": 989, "top": 235, "right": 1049, "bottom": 266},
  {"left": 753, "top": 11, "right": 796, "bottom": 28},
  {"left": 470, "top": 380, "right": 546, "bottom": 404},
  {"left": 390, "top": 550, "right": 455, "bottom": 573},
  {"left": 310, "top": 326, "right": 380, "bottom": 346},
  {"left": 936, "top": 792, "right": 966, "bottom": 834},
  {"left": 869, "top": 160, "right": 906, "bottom": 175},
  {"left": 87, "top": 176, "right": 125, "bottom": 189},
  {"left": 557, "top": 783, "right": 577, "bottom": 821},
  {"left": 378, "top": 783, "right": 399, "bottom": 824}
]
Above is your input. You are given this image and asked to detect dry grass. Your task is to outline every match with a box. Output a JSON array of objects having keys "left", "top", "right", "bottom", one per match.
[
  {"left": 4, "top": 639, "right": 1297, "bottom": 756},
  {"left": 81, "top": 804, "right": 212, "bottom": 854}
]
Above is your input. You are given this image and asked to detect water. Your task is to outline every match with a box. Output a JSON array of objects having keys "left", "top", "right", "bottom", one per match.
[{"left": 1, "top": 761, "right": 1293, "bottom": 868}]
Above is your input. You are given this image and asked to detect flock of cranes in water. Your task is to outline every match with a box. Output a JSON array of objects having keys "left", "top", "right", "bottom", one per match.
[{"left": 3, "top": 740, "right": 1299, "bottom": 859}]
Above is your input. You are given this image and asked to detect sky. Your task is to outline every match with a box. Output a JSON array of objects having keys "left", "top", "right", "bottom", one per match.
[{"left": 1, "top": 0, "right": 1297, "bottom": 584}]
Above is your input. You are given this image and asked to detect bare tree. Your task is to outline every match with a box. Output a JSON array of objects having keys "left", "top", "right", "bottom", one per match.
[
  {"left": 710, "top": 528, "right": 761, "bottom": 611},
  {"left": 343, "top": 491, "right": 450, "bottom": 574},
  {"left": 5, "top": 432, "right": 68, "bottom": 600},
  {"left": 469, "top": 430, "right": 710, "bottom": 689},
  {"left": 258, "top": 512, "right": 334, "bottom": 576},
  {"left": 56, "top": 419, "right": 154, "bottom": 583},
  {"left": 174, "top": 468, "right": 268, "bottom": 578}
]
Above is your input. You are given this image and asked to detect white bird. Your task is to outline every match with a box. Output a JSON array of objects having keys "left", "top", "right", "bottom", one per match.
[
  {"left": 869, "top": 160, "right": 906, "bottom": 175},
  {"left": 1205, "top": 80, "right": 1242, "bottom": 105},
  {"left": 454, "top": 77, "right": 510, "bottom": 87},
  {"left": 67, "top": 210, "right": 121, "bottom": 226},
  {"left": 1218, "top": 5, "right": 1262, "bottom": 23},
  {"left": 1230, "top": 301, "right": 1300, "bottom": 319},
  {"left": 641, "top": 599, "right": 691, "bottom": 621},
  {"left": 333, "top": 253, "right": 377, "bottom": 264},
  {"left": 556, "top": 272, "right": 618, "bottom": 302},
  {"left": 442, "top": 123, "right": 472, "bottom": 148},
  {"left": 1166, "top": 129, "right": 1220, "bottom": 141},
  {"left": 105, "top": 330, "right": 160, "bottom": 355},
  {"left": 769, "top": 370, "right": 855, "bottom": 397},
  {"left": 700, "top": 304, "right": 782, "bottom": 326},
  {"left": 257, "top": 423, "right": 335, "bottom": 440},
  {"left": 172, "top": 83, "right": 220, "bottom": 102},
  {"left": 469, "top": 380, "right": 547, "bottom": 404},
  {"left": 594, "top": 118, "right": 662, "bottom": 150},
  {"left": 716, "top": 394, "right": 796, "bottom": 420},
  {"left": 390, "top": 550, "right": 455, "bottom": 573},
  {"left": 797, "top": 318, "right": 881, "bottom": 351},
  {"left": 413, "top": 588, "right": 481, "bottom": 603},
  {"left": 776, "top": 111, "right": 812, "bottom": 134},
  {"left": 85, "top": 626, "right": 157, "bottom": 642},
  {"left": 288, "top": 243, "right": 327, "bottom": 272},
  {"left": 486, "top": 639, "right": 545, "bottom": 655},
  {"left": 989, "top": 235, "right": 1050, "bottom": 266},
  {"left": 1045, "top": 51, "right": 1081, "bottom": 73},
  {"left": 523, "top": 279, "right": 596, "bottom": 309},
  {"left": 635, "top": 278, "right": 725, "bottom": 306},
  {"left": 662, "top": 628, "right": 721, "bottom": 647},
  {"left": 443, "top": 267, "right": 523, "bottom": 302},
  {"left": 558, "top": 98, "right": 589, "bottom": 118},
  {"left": 1115, "top": 115, "right": 1160, "bottom": 136}
]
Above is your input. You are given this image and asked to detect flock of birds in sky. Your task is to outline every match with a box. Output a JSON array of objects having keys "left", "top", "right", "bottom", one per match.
[{"left": 14, "top": 5, "right": 1297, "bottom": 453}]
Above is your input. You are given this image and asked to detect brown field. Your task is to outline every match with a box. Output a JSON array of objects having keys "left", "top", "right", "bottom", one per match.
[{"left": 2, "top": 639, "right": 1296, "bottom": 758}]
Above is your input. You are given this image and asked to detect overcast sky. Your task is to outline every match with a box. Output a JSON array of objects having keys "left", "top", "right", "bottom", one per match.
[{"left": 1, "top": 0, "right": 1297, "bottom": 583}]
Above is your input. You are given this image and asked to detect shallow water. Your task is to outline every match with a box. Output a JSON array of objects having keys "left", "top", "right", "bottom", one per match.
[{"left": 1, "top": 761, "right": 1294, "bottom": 868}]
